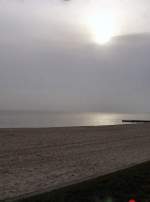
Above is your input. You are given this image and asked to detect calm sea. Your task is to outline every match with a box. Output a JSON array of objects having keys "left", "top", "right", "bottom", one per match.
[{"left": 0, "top": 111, "right": 150, "bottom": 128}]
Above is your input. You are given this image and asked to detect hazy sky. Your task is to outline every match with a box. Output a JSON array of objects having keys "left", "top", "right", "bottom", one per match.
[{"left": 0, "top": 0, "right": 150, "bottom": 112}]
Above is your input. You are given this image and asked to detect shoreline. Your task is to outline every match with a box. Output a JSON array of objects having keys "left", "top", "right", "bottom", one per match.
[{"left": 0, "top": 123, "right": 126, "bottom": 129}]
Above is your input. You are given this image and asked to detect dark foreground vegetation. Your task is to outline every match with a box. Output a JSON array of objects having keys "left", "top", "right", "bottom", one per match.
[{"left": 13, "top": 161, "right": 150, "bottom": 202}]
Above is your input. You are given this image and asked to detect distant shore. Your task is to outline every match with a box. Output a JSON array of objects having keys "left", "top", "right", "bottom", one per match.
[{"left": 1, "top": 124, "right": 150, "bottom": 201}]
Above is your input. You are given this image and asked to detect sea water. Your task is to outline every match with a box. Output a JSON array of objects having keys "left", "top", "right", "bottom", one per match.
[{"left": 0, "top": 111, "right": 150, "bottom": 128}]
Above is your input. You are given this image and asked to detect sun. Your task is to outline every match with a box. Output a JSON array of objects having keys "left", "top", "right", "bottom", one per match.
[{"left": 85, "top": 9, "right": 119, "bottom": 45}]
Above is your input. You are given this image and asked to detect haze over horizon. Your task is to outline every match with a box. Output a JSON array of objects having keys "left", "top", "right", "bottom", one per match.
[{"left": 0, "top": 0, "right": 150, "bottom": 113}]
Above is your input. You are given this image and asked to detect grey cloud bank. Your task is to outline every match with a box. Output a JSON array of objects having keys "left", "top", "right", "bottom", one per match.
[{"left": 0, "top": 1, "right": 150, "bottom": 112}]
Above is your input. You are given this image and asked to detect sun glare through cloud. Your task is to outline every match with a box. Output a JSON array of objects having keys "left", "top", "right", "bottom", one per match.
[{"left": 84, "top": 7, "right": 120, "bottom": 45}]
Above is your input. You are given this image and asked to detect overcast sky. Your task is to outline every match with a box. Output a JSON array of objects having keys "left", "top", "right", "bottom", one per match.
[{"left": 0, "top": 0, "right": 150, "bottom": 112}]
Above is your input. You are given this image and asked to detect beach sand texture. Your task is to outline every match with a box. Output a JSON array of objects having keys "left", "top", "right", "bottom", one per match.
[{"left": 1, "top": 124, "right": 150, "bottom": 201}]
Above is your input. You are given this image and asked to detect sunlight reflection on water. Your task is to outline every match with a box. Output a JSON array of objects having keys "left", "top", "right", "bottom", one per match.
[{"left": 0, "top": 112, "right": 150, "bottom": 128}]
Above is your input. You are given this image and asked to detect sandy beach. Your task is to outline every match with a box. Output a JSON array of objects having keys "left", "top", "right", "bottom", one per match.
[{"left": 1, "top": 124, "right": 150, "bottom": 201}]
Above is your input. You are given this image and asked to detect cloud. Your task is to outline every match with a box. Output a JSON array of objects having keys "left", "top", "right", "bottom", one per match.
[
  {"left": 0, "top": 1, "right": 150, "bottom": 112},
  {"left": 0, "top": 32, "right": 150, "bottom": 112}
]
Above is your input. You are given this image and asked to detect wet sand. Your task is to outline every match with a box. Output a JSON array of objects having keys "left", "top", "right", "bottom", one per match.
[{"left": 1, "top": 124, "right": 150, "bottom": 201}]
